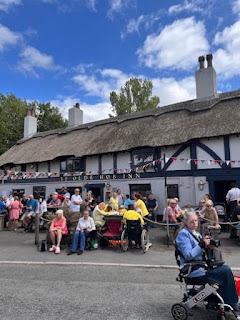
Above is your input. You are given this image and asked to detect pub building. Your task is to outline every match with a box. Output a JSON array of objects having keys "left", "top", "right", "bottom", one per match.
[{"left": 1, "top": 54, "right": 240, "bottom": 215}]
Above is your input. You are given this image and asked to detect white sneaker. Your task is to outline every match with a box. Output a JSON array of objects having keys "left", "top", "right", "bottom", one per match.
[
  {"left": 49, "top": 245, "right": 56, "bottom": 252},
  {"left": 55, "top": 247, "right": 60, "bottom": 254}
]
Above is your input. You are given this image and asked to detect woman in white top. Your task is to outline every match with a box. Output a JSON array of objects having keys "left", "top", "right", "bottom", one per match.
[{"left": 68, "top": 209, "right": 96, "bottom": 255}]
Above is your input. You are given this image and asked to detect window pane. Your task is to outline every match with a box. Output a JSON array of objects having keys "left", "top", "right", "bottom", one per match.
[
  {"left": 60, "top": 161, "right": 66, "bottom": 171},
  {"left": 67, "top": 160, "right": 73, "bottom": 171},
  {"left": 133, "top": 153, "right": 154, "bottom": 166},
  {"left": 72, "top": 159, "right": 81, "bottom": 170}
]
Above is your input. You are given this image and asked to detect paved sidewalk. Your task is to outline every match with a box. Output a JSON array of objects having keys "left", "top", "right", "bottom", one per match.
[{"left": 0, "top": 227, "right": 239, "bottom": 269}]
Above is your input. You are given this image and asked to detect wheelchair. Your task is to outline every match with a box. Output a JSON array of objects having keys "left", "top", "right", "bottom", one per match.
[
  {"left": 120, "top": 219, "right": 149, "bottom": 253},
  {"left": 171, "top": 248, "right": 240, "bottom": 320}
]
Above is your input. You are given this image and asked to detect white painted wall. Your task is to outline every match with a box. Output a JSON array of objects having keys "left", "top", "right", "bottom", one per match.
[
  {"left": 162, "top": 146, "right": 191, "bottom": 170},
  {"left": 229, "top": 135, "right": 240, "bottom": 168},
  {"left": 50, "top": 160, "right": 60, "bottom": 175},
  {"left": 197, "top": 138, "right": 224, "bottom": 169},
  {"left": 102, "top": 154, "right": 113, "bottom": 174},
  {"left": 117, "top": 152, "right": 130, "bottom": 171},
  {"left": 86, "top": 156, "right": 98, "bottom": 173},
  {"left": 38, "top": 162, "right": 48, "bottom": 172}
]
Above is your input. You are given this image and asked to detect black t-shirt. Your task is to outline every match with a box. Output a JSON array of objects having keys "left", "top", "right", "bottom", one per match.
[
  {"left": 147, "top": 199, "right": 157, "bottom": 209},
  {"left": 231, "top": 205, "right": 240, "bottom": 222}
]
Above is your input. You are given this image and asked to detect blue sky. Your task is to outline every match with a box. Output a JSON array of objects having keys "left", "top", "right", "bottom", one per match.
[{"left": 1, "top": 0, "right": 240, "bottom": 122}]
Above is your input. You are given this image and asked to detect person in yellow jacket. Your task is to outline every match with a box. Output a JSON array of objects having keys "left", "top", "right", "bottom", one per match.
[
  {"left": 109, "top": 192, "right": 119, "bottom": 210},
  {"left": 122, "top": 205, "right": 144, "bottom": 226},
  {"left": 134, "top": 193, "right": 149, "bottom": 217}
]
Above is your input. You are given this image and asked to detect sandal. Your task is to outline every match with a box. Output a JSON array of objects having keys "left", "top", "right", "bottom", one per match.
[
  {"left": 55, "top": 247, "right": 60, "bottom": 254},
  {"left": 49, "top": 245, "right": 56, "bottom": 252}
]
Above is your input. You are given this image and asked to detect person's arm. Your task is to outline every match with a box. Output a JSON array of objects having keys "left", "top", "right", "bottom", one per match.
[
  {"left": 76, "top": 218, "right": 82, "bottom": 231},
  {"left": 226, "top": 191, "right": 230, "bottom": 204},
  {"left": 154, "top": 200, "right": 158, "bottom": 211},
  {"left": 213, "top": 208, "right": 219, "bottom": 227},
  {"left": 49, "top": 219, "right": 56, "bottom": 231},
  {"left": 138, "top": 213, "right": 144, "bottom": 226},
  {"left": 176, "top": 231, "right": 206, "bottom": 261},
  {"left": 199, "top": 208, "right": 206, "bottom": 218},
  {"left": 90, "top": 218, "right": 96, "bottom": 231}
]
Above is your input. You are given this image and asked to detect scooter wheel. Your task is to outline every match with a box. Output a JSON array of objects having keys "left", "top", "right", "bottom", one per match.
[{"left": 171, "top": 303, "right": 188, "bottom": 320}]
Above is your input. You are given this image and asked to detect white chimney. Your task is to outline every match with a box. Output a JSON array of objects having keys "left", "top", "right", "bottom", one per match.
[
  {"left": 24, "top": 108, "right": 37, "bottom": 138},
  {"left": 195, "top": 54, "right": 218, "bottom": 100},
  {"left": 68, "top": 103, "right": 83, "bottom": 127}
]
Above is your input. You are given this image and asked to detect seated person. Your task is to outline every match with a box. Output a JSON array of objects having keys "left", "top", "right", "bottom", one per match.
[
  {"left": 0, "top": 197, "right": 7, "bottom": 215},
  {"left": 68, "top": 209, "right": 96, "bottom": 255},
  {"left": 162, "top": 199, "right": 180, "bottom": 224},
  {"left": 123, "top": 194, "right": 133, "bottom": 208},
  {"left": 123, "top": 204, "right": 144, "bottom": 226},
  {"left": 93, "top": 202, "right": 108, "bottom": 227},
  {"left": 47, "top": 192, "right": 61, "bottom": 212},
  {"left": 20, "top": 194, "right": 38, "bottom": 232},
  {"left": 174, "top": 197, "right": 185, "bottom": 216},
  {"left": 49, "top": 209, "right": 68, "bottom": 254},
  {"left": 119, "top": 205, "right": 127, "bottom": 215},
  {"left": 199, "top": 200, "right": 220, "bottom": 236},
  {"left": 195, "top": 199, "right": 206, "bottom": 213},
  {"left": 123, "top": 204, "right": 144, "bottom": 246},
  {"left": 176, "top": 211, "right": 240, "bottom": 313}
]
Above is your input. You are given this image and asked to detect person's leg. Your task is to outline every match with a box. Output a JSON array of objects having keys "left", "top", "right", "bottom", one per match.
[
  {"left": 49, "top": 230, "right": 56, "bottom": 245},
  {"left": 79, "top": 231, "right": 88, "bottom": 251},
  {"left": 206, "top": 265, "right": 238, "bottom": 306},
  {"left": 56, "top": 229, "right": 62, "bottom": 248},
  {"left": 70, "top": 231, "right": 80, "bottom": 252},
  {"left": 8, "top": 219, "right": 12, "bottom": 231},
  {"left": 14, "top": 219, "right": 18, "bottom": 231}
]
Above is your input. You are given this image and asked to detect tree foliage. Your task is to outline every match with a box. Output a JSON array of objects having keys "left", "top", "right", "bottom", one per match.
[
  {"left": 0, "top": 93, "right": 67, "bottom": 155},
  {"left": 109, "top": 78, "right": 160, "bottom": 116}
]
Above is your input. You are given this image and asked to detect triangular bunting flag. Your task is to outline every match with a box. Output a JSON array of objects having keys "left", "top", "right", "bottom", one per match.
[
  {"left": 172, "top": 157, "right": 177, "bottom": 163},
  {"left": 194, "top": 159, "right": 199, "bottom": 165},
  {"left": 226, "top": 160, "right": 230, "bottom": 165}
]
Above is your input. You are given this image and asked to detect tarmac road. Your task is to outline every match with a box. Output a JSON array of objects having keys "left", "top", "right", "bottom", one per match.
[{"left": 0, "top": 264, "right": 238, "bottom": 320}]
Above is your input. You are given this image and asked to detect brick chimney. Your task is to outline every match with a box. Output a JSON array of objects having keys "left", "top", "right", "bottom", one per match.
[
  {"left": 68, "top": 103, "right": 83, "bottom": 127},
  {"left": 24, "top": 108, "right": 37, "bottom": 138},
  {"left": 195, "top": 54, "right": 218, "bottom": 100}
]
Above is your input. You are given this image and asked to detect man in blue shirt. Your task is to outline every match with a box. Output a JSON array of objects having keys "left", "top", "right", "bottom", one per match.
[
  {"left": 0, "top": 198, "right": 7, "bottom": 214},
  {"left": 20, "top": 194, "right": 38, "bottom": 231},
  {"left": 124, "top": 194, "right": 133, "bottom": 208}
]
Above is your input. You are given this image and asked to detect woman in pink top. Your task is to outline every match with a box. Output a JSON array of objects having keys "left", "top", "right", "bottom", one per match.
[
  {"left": 49, "top": 209, "right": 68, "bottom": 254},
  {"left": 9, "top": 196, "right": 22, "bottom": 231}
]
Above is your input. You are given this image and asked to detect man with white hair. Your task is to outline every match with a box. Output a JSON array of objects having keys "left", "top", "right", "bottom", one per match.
[{"left": 71, "top": 188, "right": 82, "bottom": 213}]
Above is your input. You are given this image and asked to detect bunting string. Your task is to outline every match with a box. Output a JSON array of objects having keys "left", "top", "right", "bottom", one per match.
[{"left": 0, "top": 156, "right": 237, "bottom": 180}]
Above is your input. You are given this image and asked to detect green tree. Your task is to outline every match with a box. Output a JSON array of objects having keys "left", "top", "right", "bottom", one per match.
[
  {"left": 109, "top": 78, "right": 160, "bottom": 116},
  {"left": 0, "top": 93, "right": 28, "bottom": 155},
  {"left": 0, "top": 94, "right": 68, "bottom": 155},
  {"left": 29, "top": 101, "right": 68, "bottom": 132}
]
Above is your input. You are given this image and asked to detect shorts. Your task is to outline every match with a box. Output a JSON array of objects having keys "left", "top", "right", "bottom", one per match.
[{"left": 21, "top": 211, "right": 36, "bottom": 219}]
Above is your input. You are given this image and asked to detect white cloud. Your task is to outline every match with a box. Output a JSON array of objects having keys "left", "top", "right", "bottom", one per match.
[
  {"left": 72, "top": 67, "right": 129, "bottom": 100},
  {"left": 0, "top": 0, "right": 21, "bottom": 12},
  {"left": 107, "top": 0, "right": 135, "bottom": 18},
  {"left": 232, "top": 0, "right": 240, "bottom": 15},
  {"left": 17, "top": 46, "right": 60, "bottom": 77},
  {"left": 168, "top": 0, "right": 206, "bottom": 15},
  {"left": 0, "top": 24, "right": 21, "bottom": 51},
  {"left": 121, "top": 10, "right": 163, "bottom": 39},
  {"left": 213, "top": 20, "right": 240, "bottom": 78},
  {"left": 50, "top": 95, "right": 111, "bottom": 123},
  {"left": 152, "top": 76, "right": 196, "bottom": 106},
  {"left": 137, "top": 17, "right": 209, "bottom": 71},
  {"left": 40, "top": 0, "right": 97, "bottom": 12}
]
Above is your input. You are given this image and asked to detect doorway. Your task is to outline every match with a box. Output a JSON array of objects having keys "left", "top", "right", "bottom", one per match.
[{"left": 85, "top": 184, "right": 105, "bottom": 203}]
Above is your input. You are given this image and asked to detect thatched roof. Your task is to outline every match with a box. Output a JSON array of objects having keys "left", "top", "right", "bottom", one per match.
[{"left": 1, "top": 89, "right": 240, "bottom": 166}]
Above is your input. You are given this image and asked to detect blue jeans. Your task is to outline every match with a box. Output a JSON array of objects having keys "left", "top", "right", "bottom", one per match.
[{"left": 71, "top": 230, "right": 90, "bottom": 252}]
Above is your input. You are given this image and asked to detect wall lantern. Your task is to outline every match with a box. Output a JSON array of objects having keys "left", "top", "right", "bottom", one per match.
[
  {"left": 105, "top": 181, "right": 111, "bottom": 189},
  {"left": 198, "top": 180, "right": 205, "bottom": 191}
]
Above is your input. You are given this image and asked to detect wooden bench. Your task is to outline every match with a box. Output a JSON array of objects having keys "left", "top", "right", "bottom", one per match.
[
  {"left": 229, "top": 223, "right": 240, "bottom": 240},
  {"left": 43, "top": 210, "right": 81, "bottom": 249}
]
